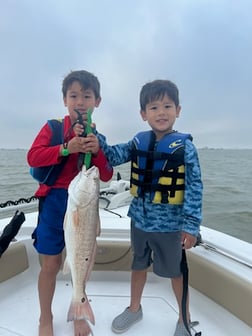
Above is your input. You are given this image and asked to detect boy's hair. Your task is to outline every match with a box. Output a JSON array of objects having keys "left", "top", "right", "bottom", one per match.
[
  {"left": 62, "top": 70, "right": 101, "bottom": 99},
  {"left": 140, "top": 79, "right": 180, "bottom": 110}
]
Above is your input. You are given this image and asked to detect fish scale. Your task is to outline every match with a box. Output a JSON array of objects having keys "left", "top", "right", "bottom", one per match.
[{"left": 63, "top": 165, "right": 100, "bottom": 327}]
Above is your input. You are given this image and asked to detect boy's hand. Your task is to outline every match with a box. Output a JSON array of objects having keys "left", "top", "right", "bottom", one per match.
[
  {"left": 68, "top": 134, "right": 99, "bottom": 155},
  {"left": 73, "top": 122, "right": 96, "bottom": 137},
  {"left": 74, "top": 123, "right": 84, "bottom": 136},
  {"left": 181, "top": 232, "right": 197, "bottom": 249},
  {"left": 81, "top": 134, "right": 99, "bottom": 155}
]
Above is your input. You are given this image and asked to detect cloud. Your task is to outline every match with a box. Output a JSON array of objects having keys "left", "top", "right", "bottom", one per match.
[{"left": 0, "top": 0, "right": 252, "bottom": 148}]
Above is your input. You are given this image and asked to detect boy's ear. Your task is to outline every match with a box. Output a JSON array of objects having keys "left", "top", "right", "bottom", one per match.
[
  {"left": 63, "top": 97, "right": 67, "bottom": 107},
  {"left": 140, "top": 109, "right": 147, "bottom": 121},
  {"left": 95, "top": 97, "right": 101, "bottom": 107},
  {"left": 176, "top": 105, "right": 181, "bottom": 117}
]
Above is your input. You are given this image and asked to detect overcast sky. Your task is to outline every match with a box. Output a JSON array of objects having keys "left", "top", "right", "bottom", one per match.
[{"left": 1, "top": 0, "right": 251, "bottom": 149}]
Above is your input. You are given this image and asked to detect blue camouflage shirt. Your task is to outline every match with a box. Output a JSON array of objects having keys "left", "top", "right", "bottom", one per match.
[{"left": 96, "top": 131, "right": 203, "bottom": 236}]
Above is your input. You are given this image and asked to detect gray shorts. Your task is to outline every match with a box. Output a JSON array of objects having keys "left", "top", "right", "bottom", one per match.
[{"left": 131, "top": 221, "right": 182, "bottom": 278}]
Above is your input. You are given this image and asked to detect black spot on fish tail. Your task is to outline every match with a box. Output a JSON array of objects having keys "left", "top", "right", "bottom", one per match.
[{"left": 81, "top": 297, "right": 85, "bottom": 303}]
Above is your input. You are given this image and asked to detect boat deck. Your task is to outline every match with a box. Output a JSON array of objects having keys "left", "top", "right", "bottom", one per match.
[
  {"left": 0, "top": 242, "right": 251, "bottom": 336},
  {"left": 0, "top": 210, "right": 252, "bottom": 335}
]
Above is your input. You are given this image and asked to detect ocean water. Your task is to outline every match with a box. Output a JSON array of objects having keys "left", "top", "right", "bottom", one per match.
[{"left": 0, "top": 148, "right": 251, "bottom": 244}]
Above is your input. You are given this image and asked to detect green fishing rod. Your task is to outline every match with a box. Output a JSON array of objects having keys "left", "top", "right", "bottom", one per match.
[
  {"left": 75, "top": 108, "right": 93, "bottom": 170},
  {"left": 84, "top": 109, "right": 92, "bottom": 169}
]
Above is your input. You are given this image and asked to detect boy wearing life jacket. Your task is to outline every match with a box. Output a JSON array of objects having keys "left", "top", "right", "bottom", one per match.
[
  {"left": 93, "top": 79, "right": 203, "bottom": 336},
  {"left": 27, "top": 70, "right": 113, "bottom": 336}
]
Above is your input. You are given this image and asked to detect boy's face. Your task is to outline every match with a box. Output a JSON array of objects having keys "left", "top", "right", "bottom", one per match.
[
  {"left": 140, "top": 94, "right": 181, "bottom": 140},
  {"left": 63, "top": 81, "right": 101, "bottom": 123}
]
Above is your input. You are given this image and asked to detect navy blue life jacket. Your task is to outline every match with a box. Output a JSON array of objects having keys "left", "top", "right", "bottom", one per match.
[
  {"left": 30, "top": 119, "right": 69, "bottom": 186},
  {"left": 130, "top": 130, "right": 192, "bottom": 204}
]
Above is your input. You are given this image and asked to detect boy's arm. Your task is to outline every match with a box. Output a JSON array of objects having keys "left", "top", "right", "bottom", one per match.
[
  {"left": 77, "top": 132, "right": 113, "bottom": 182},
  {"left": 27, "top": 123, "right": 62, "bottom": 167},
  {"left": 95, "top": 130, "right": 133, "bottom": 166},
  {"left": 91, "top": 149, "right": 113, "bottom": 182},
  {"left": 182, "top": 140, "right": 203, "bottom": 237}
]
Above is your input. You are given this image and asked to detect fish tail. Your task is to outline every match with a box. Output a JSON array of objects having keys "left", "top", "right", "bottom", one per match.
[{"left": 67, "top": 295, "right": 95, "bottom": 325}]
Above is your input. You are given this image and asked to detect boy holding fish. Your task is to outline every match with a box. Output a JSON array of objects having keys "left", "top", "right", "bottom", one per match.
[
  {"left": 27, "top": 70, "right": 113, "bottom": 336},
  {"left": 91, "top": 79, "right": 203, "bottom": 336}
]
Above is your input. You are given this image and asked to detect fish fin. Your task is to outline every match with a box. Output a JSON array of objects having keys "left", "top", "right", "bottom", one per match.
[
  {"left": 62, "top": 259, "right": 70, "bottom": 275},
  {"left": 67, "top": 295, "right": 95, "bottom": 325}
]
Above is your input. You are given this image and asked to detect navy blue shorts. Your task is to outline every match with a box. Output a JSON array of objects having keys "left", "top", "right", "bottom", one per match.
[
  {"left": 32, "top": 188, "right": 68, "bottom": 255},
  {"left": 131, "top": 221, "right": 182, "bottom": 278}
]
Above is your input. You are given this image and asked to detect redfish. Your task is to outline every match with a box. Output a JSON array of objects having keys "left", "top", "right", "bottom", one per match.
[{"left": 63, "top": 165, "right": 100, "bottom": 326}]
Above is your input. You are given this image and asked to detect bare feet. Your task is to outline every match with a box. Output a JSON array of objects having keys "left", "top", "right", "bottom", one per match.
[{"left": 74, "top": 319, "right": 92, "bottom": 336}]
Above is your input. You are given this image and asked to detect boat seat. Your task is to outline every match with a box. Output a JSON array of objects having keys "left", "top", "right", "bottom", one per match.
[
  {"left": 94, "top": 241, "right": 132, "bottom": 271},
  {"left": 39, "top": 241, "right": 133, "bottom": 272},
  {"left": 188, "top": 251, "right": 252, "bottom": 328},
  {"left": 0, "top": 242, "right": 29, "bottom": 283}
]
